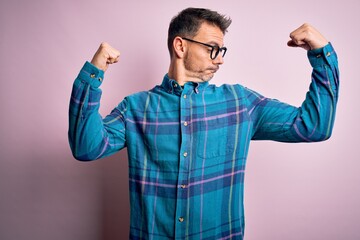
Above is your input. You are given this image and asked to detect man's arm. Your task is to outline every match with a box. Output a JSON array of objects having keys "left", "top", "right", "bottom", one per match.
[
  {"left": 250, "top": 24, "right": 339, "bottom": 142},
  {"left": 68, "top": 43, "right": 126, "bottom": 160}
]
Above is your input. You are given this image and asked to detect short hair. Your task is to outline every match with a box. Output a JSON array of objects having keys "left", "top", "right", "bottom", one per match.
[{"left": 167, "top": 8, "right": 232, "bottom": 57}]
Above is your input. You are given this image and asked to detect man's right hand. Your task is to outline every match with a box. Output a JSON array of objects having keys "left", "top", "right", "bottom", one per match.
[{"left": 90, "top": 42, "right": 120, "bottom": 72}]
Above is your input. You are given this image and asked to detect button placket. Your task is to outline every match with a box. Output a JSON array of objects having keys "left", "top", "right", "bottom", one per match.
[
  {"left": 174, "top": 85, "right": 191, "bottom": 237},
  {"left": 180, "top": 151, "right": 188, "bottom": 190}
]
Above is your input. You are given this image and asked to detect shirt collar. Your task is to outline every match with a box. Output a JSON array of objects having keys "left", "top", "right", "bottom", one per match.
[{"left": 161, "top": 74, "right": 209, "bottom": 95}]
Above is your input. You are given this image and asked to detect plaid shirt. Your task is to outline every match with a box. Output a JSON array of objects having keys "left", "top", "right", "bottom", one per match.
[{"left": 69, "top": 43, "right": 339, "bottom": 239}]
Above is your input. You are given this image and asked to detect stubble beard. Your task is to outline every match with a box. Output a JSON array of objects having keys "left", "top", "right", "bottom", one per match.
[{"left": 184, "top": 53, "right": 214, "bottom": 82}]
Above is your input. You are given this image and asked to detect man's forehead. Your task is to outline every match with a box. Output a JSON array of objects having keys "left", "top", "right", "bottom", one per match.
[{"left": 195, "top": 22, "right": 224, "bottom": 45}]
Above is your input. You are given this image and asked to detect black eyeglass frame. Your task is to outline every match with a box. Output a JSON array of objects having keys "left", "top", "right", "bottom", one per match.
[{"left": 182, "top": 37, "right": 227, "bottom": 60}]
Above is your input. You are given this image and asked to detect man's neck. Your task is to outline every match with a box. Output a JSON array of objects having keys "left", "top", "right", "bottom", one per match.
[{"left": 168, "top": 62, "right": 202, "bottom": 86}]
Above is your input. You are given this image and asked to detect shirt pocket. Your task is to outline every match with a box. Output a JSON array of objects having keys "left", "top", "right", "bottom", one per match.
[{"left": 195, "top": 113, "right": 239, "bottom": 159}]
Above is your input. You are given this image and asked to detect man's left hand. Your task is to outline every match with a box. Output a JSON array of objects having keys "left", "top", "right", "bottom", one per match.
[{"left": 287, "top": 23, "right": 328, "bottom": 51}]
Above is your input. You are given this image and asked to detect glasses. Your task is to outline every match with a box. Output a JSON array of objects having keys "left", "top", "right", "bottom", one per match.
[{"left": 182, "top": 37, "right": 227, "bottom": 60}]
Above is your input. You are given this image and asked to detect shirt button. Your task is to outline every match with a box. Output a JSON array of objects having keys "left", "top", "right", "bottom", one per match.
[
  {"left": 98, "top": 77, "right": 102, "bottom": 82},
  {"left": 183, "top": 94, "right": 187, "bottom": 99},
  {"left": 184, "top": 121, "right": 188, "bottom": 126},
  {"left": 183, "top": 152, "right": 188, "bottom": 157},
  {"left": 181, "top": 184, "right": 187, "bottom": 189},
  {"left": 174, "top": 84, "right": 178, "bottom": 88},
  {"left": 326, "top": 52, "right": 331, "bottom": 57},
  {"left": 90, "top": 74, "right": 96, "bottom": 78},
  {"left": 178, "top": 217, "right": 184, "bottom": 222}
]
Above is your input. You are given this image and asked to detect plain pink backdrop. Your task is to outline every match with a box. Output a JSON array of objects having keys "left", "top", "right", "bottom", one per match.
[{"left": 0, "top": 0, "right": 359, "bottom": 239}]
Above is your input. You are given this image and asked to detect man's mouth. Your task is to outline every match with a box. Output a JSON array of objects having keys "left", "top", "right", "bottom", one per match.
[{"left": 209, "top": 67, "right": 219, "bottom": 72}]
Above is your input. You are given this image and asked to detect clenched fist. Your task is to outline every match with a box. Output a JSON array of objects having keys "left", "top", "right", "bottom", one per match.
[
  {"left": 287, "top": 23, "right": 328, "bottom": 51},
  {"left": 91, "top": 42, "right": 120, "bottom": 72}
]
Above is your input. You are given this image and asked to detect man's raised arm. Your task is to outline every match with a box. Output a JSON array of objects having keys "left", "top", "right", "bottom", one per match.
[
  {"left": 250, "top": 24, "right": 339, "bottom": 142},
  {"left": 68, "top": 43, "right": 127, "bottom": 160}
]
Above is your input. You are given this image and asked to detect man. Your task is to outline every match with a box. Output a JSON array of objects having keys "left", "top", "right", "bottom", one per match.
[{"left": 69, "top": 7, "right": 339, "bottom": 240}]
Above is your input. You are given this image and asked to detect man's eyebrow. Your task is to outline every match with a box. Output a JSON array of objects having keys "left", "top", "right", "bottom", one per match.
[{"left": 207, "top": 41, "right": 224, "bottom": 47}]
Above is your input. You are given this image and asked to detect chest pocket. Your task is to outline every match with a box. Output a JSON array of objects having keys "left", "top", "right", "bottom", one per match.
[{"left": 195, "top": 113, "right": 240, "bottom": 159}]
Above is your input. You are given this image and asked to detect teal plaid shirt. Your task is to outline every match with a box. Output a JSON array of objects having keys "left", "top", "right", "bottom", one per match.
[{"left": 69, "top": 43, "right": 339, "bottom": 239}]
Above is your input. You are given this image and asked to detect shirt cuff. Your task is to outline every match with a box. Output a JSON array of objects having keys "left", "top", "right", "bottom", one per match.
[
  {"left": 307, "top": 42, "right": 337, "bottom": 68},
  {"left": 77, "top": 61, "right": 105, "bottom": 88}
]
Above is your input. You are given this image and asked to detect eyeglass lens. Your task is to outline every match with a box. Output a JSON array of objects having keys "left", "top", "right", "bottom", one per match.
[{"left": 211, "top": 47, "right": 227, "bottom": 60}]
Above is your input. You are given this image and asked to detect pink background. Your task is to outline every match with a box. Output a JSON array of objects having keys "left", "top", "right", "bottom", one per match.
[{"left": 0, "top": 0, "right": 359, "bottom": 239}]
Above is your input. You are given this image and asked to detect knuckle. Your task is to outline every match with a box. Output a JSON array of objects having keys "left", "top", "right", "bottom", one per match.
[
  {"left": 303, "top": 23, "right": 312, "bottom": 31},
  {"left": 100, "top": 42, "right": 109, "bottom": 49},
  {"left": 304, "top": 28, "right": 313, "bottom": 36}
]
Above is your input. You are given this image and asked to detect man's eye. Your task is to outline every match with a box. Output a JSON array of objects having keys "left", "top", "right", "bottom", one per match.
[{"left": 208, "top": 46, "right": 216, "bottom": 51}]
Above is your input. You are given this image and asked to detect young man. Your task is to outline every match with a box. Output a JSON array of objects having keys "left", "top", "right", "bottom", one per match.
[{"left": 69, "top": 8, "right": 339, "bottom": 240}]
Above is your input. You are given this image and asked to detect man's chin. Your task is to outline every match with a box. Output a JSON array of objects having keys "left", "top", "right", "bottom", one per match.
[{"left": 202, "top": 73, "right": 214, "bottom": 82}]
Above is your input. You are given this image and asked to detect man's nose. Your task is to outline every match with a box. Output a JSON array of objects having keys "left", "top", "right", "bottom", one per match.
[{"left": 212, "top": 53, "right": 224, "bottom": 65}]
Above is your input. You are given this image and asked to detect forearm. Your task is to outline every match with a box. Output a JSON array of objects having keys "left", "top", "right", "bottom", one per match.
[{"left": 68, "top": 62, "right": 126, "bottom": 160}]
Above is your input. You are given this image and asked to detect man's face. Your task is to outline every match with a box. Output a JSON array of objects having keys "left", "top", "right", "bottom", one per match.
[{"left": 183, "top": 22, "right": 225, "bottom": 82}]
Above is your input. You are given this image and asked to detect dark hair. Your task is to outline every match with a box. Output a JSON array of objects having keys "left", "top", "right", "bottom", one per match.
[{"left": 167, "top": 8, "right": 232, "bottom": 57}]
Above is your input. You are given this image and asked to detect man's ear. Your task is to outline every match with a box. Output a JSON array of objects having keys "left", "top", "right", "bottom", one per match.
[{"left": 172, "top": 36, "right": 186, "bottom": 59}]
